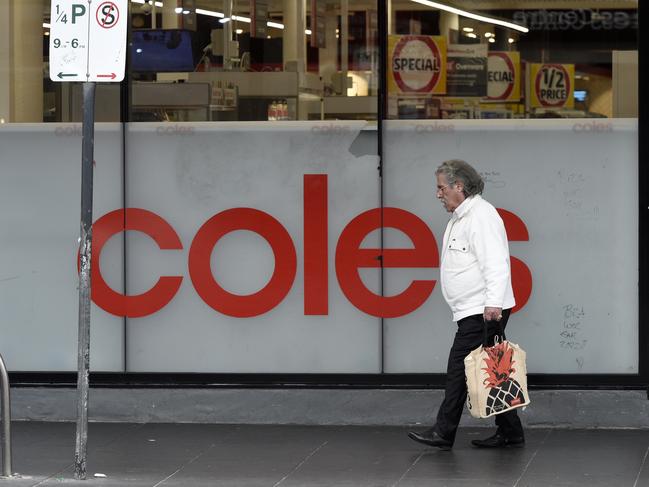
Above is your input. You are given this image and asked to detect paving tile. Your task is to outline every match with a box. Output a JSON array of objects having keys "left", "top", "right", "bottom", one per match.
[
  {"left": 279, "top": 426, "right": 417, "bottom": 487},
  {"left": 158, "top": 425, "right": 335, "bottom": 487},
  {"left": 515, "top": 429, "right": 649, "bottom": 487},
  {"left": 46, "top": 424, "right": 234, "bottom": 486},
  {"left": 635, "top": 446, "right": 649, "bottom": 487}
]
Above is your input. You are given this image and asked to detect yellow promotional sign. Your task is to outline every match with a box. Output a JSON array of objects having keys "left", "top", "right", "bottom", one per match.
[
  {"left": 388, "top": 35, "right": 446, "bottom": 95},
  {"left": 529, "top": 63, "right": 574, "bottom": 109},
  {"left": 487, "top": 52, "right": 520, "bottom": 101}
]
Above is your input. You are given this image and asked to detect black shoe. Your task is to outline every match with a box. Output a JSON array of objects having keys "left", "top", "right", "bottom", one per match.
[
  {"left": 471, "top": 432, "right": 525, "bottom": 448},
  {"left": 408, "top": 429, "right": 453, "bottom": 450}
]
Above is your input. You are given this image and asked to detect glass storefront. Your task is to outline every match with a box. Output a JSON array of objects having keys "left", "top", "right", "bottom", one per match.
[
  {"left": 0, "top": 1, "right": 644, "bottom": 386},
  {"left": 1, "top": 1, "right": 637, "bottom": 124},
  {"left": 386, "top": 0, "right": 637, "bottom": 120}
]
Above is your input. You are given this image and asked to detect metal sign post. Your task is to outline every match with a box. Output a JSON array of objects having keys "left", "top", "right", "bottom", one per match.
[
  {"left": 74, "top": 82, "right": 96, "bottom": 480},
  {"left": 49, "top": 0, "right": 127, "bottom": 480}
]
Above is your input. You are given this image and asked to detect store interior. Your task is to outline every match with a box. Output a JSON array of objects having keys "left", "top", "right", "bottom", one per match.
[{"left": 0, "top": 0, "right": 639, "bottom": 123}]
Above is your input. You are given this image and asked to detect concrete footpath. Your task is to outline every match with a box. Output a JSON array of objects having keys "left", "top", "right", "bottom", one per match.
[{"left": 0, "top": 422, "right": 647, "bottom": 486}]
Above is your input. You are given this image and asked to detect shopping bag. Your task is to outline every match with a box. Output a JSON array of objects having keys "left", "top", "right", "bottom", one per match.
[{"left": 464, "top": 334, "right": 531, "bottom": 419}]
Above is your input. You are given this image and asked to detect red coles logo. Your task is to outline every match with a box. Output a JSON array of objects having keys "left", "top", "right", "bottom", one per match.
[{"left": 79, "top": 174, "right": 532, "bottom": 318}]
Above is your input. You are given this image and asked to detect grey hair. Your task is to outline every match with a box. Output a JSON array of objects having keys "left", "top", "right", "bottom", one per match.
[{"left": 435, "top": 159, "right": 484, "bottom": 198}]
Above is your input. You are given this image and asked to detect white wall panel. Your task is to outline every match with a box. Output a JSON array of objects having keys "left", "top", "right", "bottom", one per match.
[
  {"left": 0, "top": 124, "right": 124, "bottom": 371},
  {"left": 124, "top": 122, "right": 382, "bottom": 372}
]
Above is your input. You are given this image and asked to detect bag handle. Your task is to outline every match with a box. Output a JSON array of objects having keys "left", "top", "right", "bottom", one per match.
[{"left": 483, "top": 319, "right": 506, "bottom": 347}]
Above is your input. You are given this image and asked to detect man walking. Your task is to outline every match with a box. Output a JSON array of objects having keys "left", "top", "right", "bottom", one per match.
[{"left": 408, "top": 159, "right": 524, "bottom": 450}]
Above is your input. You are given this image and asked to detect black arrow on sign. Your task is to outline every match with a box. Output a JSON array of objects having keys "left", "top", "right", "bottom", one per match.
[{"left": 57, "top": 72, "right": 77, "bottom": 79}]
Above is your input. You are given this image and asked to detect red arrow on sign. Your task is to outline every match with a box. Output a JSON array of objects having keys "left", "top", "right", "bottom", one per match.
[{"left": 97, "top": 73, "right": 117, "bottom": 79}]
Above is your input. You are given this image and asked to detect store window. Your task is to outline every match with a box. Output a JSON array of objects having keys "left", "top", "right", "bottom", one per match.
[
  {"left": 2, "top": 1, "right": 378, "bottom": 123},
  {"left": 1, "top": 0, "right": 68, "bottom": 123},
  {"left": 128, "top": 0, "right": 378, "bottom": 122},
  {"left": 387, "top": 0, "right": 637, "bottom": 119},
  {"left": 0, "top": 0, "right": 125, "bottom": 123},
  {"left": 382, "top": 1, "right": 640, "bottom": 376}
]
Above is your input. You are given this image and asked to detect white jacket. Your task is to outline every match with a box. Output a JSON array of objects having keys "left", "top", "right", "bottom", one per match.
[{"left": 440, "top": 195, "right": 515, "bottom": 322}]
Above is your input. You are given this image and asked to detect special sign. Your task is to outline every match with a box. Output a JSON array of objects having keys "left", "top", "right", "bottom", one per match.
[
  {"left": 529, "top": 63, "right": 574, "bottom": 109},
  {"left": 389, "top": 35, "right": 446, "bottom": 94},
  {"left": 487, "top": 52, "right": 520, "bottom": 101},
  {"left": 49, "top": 0, "right": 127, "bottom": 82}
]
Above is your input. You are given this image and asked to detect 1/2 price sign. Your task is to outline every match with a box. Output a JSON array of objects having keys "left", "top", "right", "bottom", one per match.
[
  {"left": 49, "top": 0, "right": 127, "bottom": 82},
  {"left": 529, "top": 63, "right": 574, "bottom": 109}
]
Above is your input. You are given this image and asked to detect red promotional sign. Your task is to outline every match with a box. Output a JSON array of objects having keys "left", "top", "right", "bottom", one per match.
[
  {"left": 487, "top": 52, "right": 518, "bottom": 101},
  {"left": 390, "top": 35, "right": 445, "bottom": 93},
  {"left": 533, "top": 64, "right": 572, "bottom": 107}
]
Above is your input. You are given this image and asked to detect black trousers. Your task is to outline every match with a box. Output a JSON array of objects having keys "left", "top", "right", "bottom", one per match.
[{"left": 434, "top": 309, "right": 524, "bottom": 443}]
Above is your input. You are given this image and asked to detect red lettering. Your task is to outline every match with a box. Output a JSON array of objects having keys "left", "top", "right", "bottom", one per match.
[
  {"left": 304, "top": 175, "right": 328, "bottom": 315},
  {"left": 188, "top": 208, "right": 297, "bottom": 318},
  {"left": 497, "top": 208, "right": 532, "bottom": 314},
  {"left": 84, "top": 188, "right": 533, "bottom": 319},
  {"left": 84, "top": 208, "right": 183, "bottom": 317},
  {"left": 336, "top": 208, "right": 439, "bottom": 318}
]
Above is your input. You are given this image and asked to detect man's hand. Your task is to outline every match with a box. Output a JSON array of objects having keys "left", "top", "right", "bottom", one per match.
[{"left": 484, "top": 307, "right": 502, "bottom": 322}]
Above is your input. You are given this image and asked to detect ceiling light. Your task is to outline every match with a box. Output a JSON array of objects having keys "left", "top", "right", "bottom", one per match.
[
  {"left": 131, "top": 2, "right": 261, "bottom": 24},
  {"left": 195, "top": 8, "right": 224, "bottom": 18},
  {"left": 466, "top": 32, "right": 477, "bottom": 38},
  {"left": 508, "top": 38, "right": 515, "bottom": 43},
  {"left": 305, "top": 29, "right": 312, "bottom": 35},
  {"left": 43, "top": 22, "right": 51, "bottom": 28},
  {"left": 236, "top": 29, "right": 243, "bottom": 34},
  {"left": 488, "top": 37, "right": 495, "bottom": 43},
  {"left": 410, "top": 0, "right": 529, "bottom": 33},
  {"left": 462, "top": 27, "right": 473, "bottom": 32},
  {"left": 132, "top": 0, "right": 162, "bottom": 6},
  {"left": 484, "top": 32, "right": 493, "bottom": 38},
  {"left": 219, "top": 17, "right": 231, "bottom": 23},
  {"left": 267, "top": 21, "right": 284, "bottom": 29}
]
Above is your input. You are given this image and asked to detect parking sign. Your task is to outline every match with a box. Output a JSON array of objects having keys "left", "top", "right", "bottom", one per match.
[{"left": 49, "top": 0, "right": 127, "bottom": 82}]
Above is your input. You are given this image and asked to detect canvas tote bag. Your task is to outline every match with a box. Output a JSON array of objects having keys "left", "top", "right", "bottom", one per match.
[{"left": 464, "top": 324, "right": 531, "bottom": 419}]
